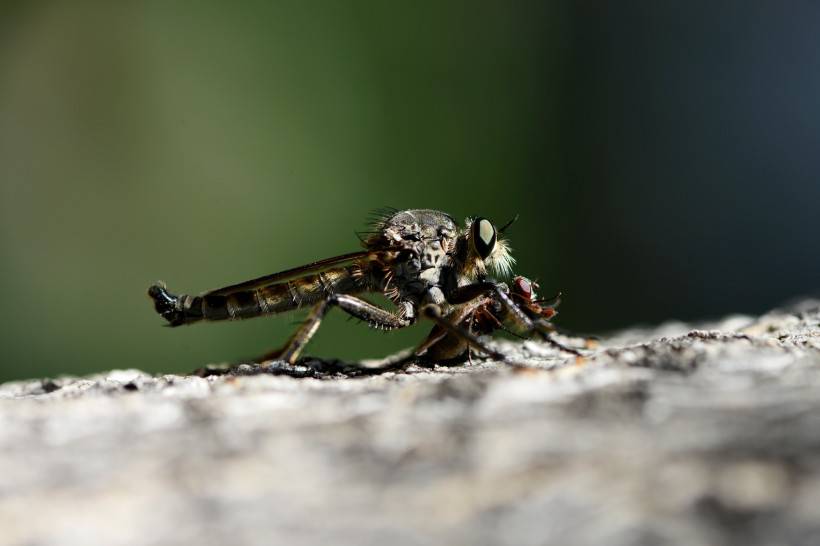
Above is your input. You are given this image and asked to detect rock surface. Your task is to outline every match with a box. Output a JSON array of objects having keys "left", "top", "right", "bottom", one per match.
[{"left": 1, "top": 301, "right": 820, "bottom": 546}]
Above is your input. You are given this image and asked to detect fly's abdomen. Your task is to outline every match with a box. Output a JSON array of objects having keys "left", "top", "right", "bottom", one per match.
[
  {"left": 149, "top": 266, "right": 366, "bottom": 326},
  {"left": 252, "top": 266, "right": 363, "bottom": 315}
]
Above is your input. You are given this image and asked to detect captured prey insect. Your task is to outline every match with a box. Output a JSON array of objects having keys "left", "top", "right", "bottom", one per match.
[
  {"left": 416, "top": 275, "right": 571, "bottom": 363},
  {"left": 148, "top": 208, "right": 576, "bottom": 367}
]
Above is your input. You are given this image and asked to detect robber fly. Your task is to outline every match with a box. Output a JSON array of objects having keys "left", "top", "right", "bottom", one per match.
[{"left": 148, "top": 208, "right": 573, "bottom": 367}]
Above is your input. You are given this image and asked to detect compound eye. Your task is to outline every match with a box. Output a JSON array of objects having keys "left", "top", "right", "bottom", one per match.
[
  {"left": 471, "top": 217, "right": 496, "bottom": 260},
  {"left": 513, "top": 276, "right": 532, "bottom": 301}
]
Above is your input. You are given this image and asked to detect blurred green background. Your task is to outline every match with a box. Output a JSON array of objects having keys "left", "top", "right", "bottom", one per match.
[{"left": 1, "top": 1, "right": 818, "bottom": 381}]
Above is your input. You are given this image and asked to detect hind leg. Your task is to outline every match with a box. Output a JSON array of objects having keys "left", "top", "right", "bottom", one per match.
[{"left": 259, "top": 295, "right": 413, "bottom": 364}]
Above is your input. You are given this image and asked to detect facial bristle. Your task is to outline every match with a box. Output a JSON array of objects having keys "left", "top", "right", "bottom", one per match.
[{"left": 488, "top": 238, "right": 515, "bottom": 278}]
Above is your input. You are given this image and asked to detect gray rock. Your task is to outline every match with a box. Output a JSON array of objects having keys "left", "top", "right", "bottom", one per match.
[{"left": 1, "top": 301, "right": 820, "bottom": 546}]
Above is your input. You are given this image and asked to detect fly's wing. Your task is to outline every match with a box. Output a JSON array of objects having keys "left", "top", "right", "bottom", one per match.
[{"left": 208, "top": 250, "right": 373, "bottom": 296}]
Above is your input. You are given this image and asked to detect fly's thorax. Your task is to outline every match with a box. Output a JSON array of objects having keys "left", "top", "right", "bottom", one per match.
[
  {"left": 375, "top": 209, "right": 458, "bottom": 242},
  {"left": 383, "top": 240, "right": 454, "bottom": 297},
  {"left": 366, "top": 209, "right": 458, "bottom": 262},
  {"left": 420, "top": 238, "right": 447, "bottom": 271},
  {"left": 364, "top": 209, "right": 462, "bottom": 303}
]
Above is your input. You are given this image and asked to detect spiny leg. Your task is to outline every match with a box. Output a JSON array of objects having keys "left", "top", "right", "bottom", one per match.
[
  {"left": 262, "top": 294, "right": 413, "bottom": 364},
  {"left": 419, "top": 304, "right": 524, "bottom": 367},
  {"left": 272, "top": 300, "right": 332, "bottom": 364},
  {"left": 414, "top": 296, "right": 487, "bottom": 357}
]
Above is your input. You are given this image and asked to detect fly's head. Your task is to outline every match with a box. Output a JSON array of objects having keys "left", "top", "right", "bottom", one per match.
[{"left": 457, "top": 216, "right": 516, "bottom": 282}]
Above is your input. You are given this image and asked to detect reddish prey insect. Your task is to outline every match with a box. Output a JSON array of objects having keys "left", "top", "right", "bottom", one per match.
[{"left": 416, "top": 275, "right": 575, "bottom": 363}]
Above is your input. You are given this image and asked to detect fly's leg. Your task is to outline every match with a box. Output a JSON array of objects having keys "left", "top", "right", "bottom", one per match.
[
  {"left": 414, "top": 296, "right": 489, "bottom": 360},
  {"left": 264, "top": 300, "right": 332, "bottom": 364},
  {"left": 261, "top": 295, "right": 413, "bottom": 364},
  {"left": 419, "top": 304, "right": 523, "bottom": 367},
  {"left": 531, "top": 321, "right": 585, "bottom": 356},
  {"left": 545, "top": 324, "right": 600, "bottom": 349},
  {"left": 467, "top": 315, "right": 475, "bottom": 366}
]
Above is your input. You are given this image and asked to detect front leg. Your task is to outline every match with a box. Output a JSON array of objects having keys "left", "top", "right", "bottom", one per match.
[{"left": 446, "top": 282, "right": 583, "bottom": 357}]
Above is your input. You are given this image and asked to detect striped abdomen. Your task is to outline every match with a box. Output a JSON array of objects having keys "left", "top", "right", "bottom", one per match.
[{"left": 149, "top": 265, "right": 368, "bottom": 326}]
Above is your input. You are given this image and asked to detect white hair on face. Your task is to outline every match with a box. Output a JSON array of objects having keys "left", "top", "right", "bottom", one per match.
[
  {"left": 462, "top": 216, "right": 515, "bottom": 279},
  {"left": 488, "top": 238, "right": 515, "bottom": 278}
]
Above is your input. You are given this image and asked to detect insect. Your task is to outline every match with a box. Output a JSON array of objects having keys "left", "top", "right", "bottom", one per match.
[
  {"left": 148, "top": 208, "right": 575, "bottom": 367},
  {"left": 416, "top": 275, "right": 566, "bottom": 362}
]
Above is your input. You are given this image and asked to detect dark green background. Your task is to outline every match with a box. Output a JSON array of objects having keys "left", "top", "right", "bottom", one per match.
[{"left": 2, "top": 2, "right": 818, "bottom": 381}]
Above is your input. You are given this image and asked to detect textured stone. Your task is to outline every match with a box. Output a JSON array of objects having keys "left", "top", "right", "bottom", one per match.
[{"left": 1, "top": 301, "right": 819, "bottom": 546}]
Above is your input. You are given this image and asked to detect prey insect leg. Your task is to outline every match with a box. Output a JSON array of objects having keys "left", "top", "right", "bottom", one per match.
[
  {"left": 447, "top": 282, "right": 583, "bottom": 357},
  {"left": 262, "top": 295, "right": 413, "bottom": 364},
  {"left": 491, "top": 287, "right": 583, "bottom": 356},
  {"left": 419, "top": 304, "right": 518, "bottom": 366},
  {"left": 414, "top": 296, "right": 491, "bottom": 360}
]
